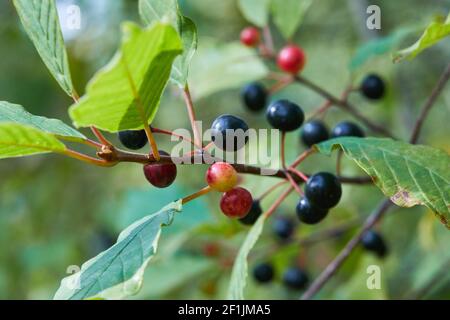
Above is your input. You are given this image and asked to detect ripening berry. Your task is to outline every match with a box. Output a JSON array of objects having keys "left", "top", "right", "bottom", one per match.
[
  {"left": 220, "top": 187, "right": 253, "bottom": 219},
  {"left": 118, "top": 129, "right": 147, "bottom": 150},
  {"left": 332, "top": 121, "right": 365, "bottom": 138},
  {"left": 361, "top": 230, "right": 388, "bottom": 258},
  {"left": 143, "top": 151, "right": 177, "bottom": 188},
  {"left": 239, "top": 200, "right": 263, "bottom": 226},
  {"left": 206, "top": 162, "right": 238, "bottom": 192},
  {"left": 305, "top": 172, "right": 342, "bottom": 209},
  {"left": 361, "top": 74, "right": 385, "bottom": 100},
  {"left": 277, "top": 45, "right": 306, "bottom": 74},
  {"left": 240, "top": 27, "right": 260, "bottom": 47},
  {"left": 301, "top": 120, "right": 330, "bottom": 147},
  {"left": 282, "top": 267, "right": 309, "bottom": 290},
  {"left": 253, "top": 263, "right": 275, "bottom": 283},
  {"left": 211, "top": 114, "right": 249, "bottom": 151},
  {"left": 242, "top": 83, "right": 268, "bottom": 112},
  {"left": 296, "top": 197, "right": 329, "bottom": 225},
  {"left": 266, "top": 100, "right": 305, "bottom": 132}
]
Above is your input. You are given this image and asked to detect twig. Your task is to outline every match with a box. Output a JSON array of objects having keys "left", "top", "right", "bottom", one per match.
[
  {"left": 258, "top": 181, "right": 288, "bottom": 201},
  {"left": 182, "top": 186, "right": 213, "bottom": 204},
  {"left": 294, "top": 75, "right": 395, "bottom": 138},
  {"left": 410, "top": 62, "right": 450, "bottom": 144},
  {"left": 264, "top": 186, "right": 295, "bottom": 218},
  {"left": 301, "top": 199, "right": 392, "bottom": 300},
  {"left": 183, "top": 86, "right": 203, "bottom": 149}
]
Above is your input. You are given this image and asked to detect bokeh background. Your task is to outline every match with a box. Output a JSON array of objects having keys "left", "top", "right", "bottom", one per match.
[{"left": 0, "top": 0, "right": 449, "bottom": 299}]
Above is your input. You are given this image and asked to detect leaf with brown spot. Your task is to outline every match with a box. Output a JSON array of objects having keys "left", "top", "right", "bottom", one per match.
[{"left": 316, "top": 137, "right": 450, "bottom": 229}]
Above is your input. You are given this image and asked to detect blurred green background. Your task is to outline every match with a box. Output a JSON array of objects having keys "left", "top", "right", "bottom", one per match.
[{"left": 0, "top": 0, "right": 449, "bottom": 299}]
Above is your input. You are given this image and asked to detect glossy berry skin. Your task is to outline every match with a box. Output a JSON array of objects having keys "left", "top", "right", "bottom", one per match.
[
  {"left": 305, "top": 172, "right": 342, "bottom": 209},
  {"left": 277, "top": 45, "right": 306, "bottom": 74},
  {"left": 296, "top": 197, "right": 329, "bottom": 225},
  {"left": 240, "top": 27, "right": 260, "bottom": 47},
  {"left": 273, "top": 217, "right": 295, "bottom": 240},
  {"left": 361, "top": 74, "right": 385, "bottom": 100},
  {"left": 242, "top": 83, "right": 268, "bottom": 112},
  {"left": 331, "top": 121, "right": 365, "bottom": 138},
  {"left": 118, "top": 130, "right": 147, "bottom": 150},
  {"left": 206, "top": 162, "right": 238, "bottom": 192},
  {"left": 301, "top": 120, "right": 329, "bottom": 147},
  {"left": 283, "top": 267, "right": 309, "bottom": 290},
  {"left": 266, "top": 100, "right": 305, "bottom": 132},
  {"left": 220, "top": 187, "right": 253, "bottom": 219},
  {"left": 253, "top": 263, "right": 274, "bottom": 284},
  {"left": 239, "top": 200, "right": 263, "bottom": 226},
  {"left": 211, "top": 115, "right": 249, "bottom": 151},
  {"left": 143, "top": 151, "right": 177, "bottom": 188},
  {"left": 361, "top": 230, "right": 388, "bottom": 258}
]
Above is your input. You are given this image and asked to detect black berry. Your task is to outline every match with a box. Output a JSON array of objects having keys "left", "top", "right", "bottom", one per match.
[
  {"left": 361, "top": 230, "right": 388, "bottom": 258},
  {"left": 253, "top": 263, "right": 275, "bottom": 283},
  {"left": 331, "top": 121, "right": 365, "bottom": 138},
  {"left": 266, "top": 100, "right": 304, "bottom": 132},
  {"left": 118, "top": 129, "right": 147, "bottom": 150},
  {"left": 239, "top": 200, "right": 263, "bottom": 225},
  {"left": 305, "top": 172, "right": 342, "bottom": 209},
  {"left": 211, "top": 115, "right": 249, "bottom": 151},
  {"left": 273, "top": 217, "right": 295, "bottom": 240},
  {"left": 282, "top": 267, "right": 309, "bottom": 290},
  {"left": 301, "top": 120, "right": 329, "bottom": 147},
  {"left": 361, "top": 74, "right": 385, "bottom": 100},
  {"left": 296, "top": 197, "right": 329, "bottom": 225},
  {"left": 242, "top": 83, "right": 268, "bottom": 112}
]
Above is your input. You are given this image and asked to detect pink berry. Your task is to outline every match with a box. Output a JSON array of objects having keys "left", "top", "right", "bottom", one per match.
[
  {"left": 240, "top": 27, "right": 260, "bottom": 47},
  {"left": 206, "top": 162, "right": 238, "bottom": 192},
  {"left": 143, "top": 151, "right": 177, "bottom": 188},
  {"left": 277, "top": 45, "right": 306, "bottom": 74},
  {"left": 220, "top": 187, "right": 253, "bottom": 219}
]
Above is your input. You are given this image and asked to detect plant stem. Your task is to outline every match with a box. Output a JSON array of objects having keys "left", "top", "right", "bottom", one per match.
[
  {"left": 294, "top": 75, "right": 394, "bottom": 138},
  {"left": 290, "top": 148, "right": 315, "bottom": 168},
  {"left": 182, "top": 186, "right": 213, "bottom": 204},
  {"left": 288, "top": 167, "right": 309, "bottom": 183},
  {"left": 151, "top": 127, "right": 195, "bottom": 146},
  {"left": 301, "top": 199, "right": 392, "bottom": 300},
  {"left": 410, "top": 62, "right": 450, "bottom": 144},
  {"left": 63, "top": 149, "right": 117, "bottom": 167},
  {"left": 264, "top": 186, "right": 295, "bottom": 218},
  {"left": 258, "top": 181, "right": 288, "bottom": 201},
  {"left": 284, "top": 171, "right": 303, "bottom": 195},
  {"left": 183, "top": 86, "right": 203, "bottom": 149}
]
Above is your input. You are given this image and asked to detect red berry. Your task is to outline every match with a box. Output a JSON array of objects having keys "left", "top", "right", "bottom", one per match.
[
  {"left": 240, "top": 27, "right": 260, "bottom": 47},
  {"left": 206, "top": 162, "right": 238, "bottom": 192},
  {"left": 277, "top": 45, "right": 306, "bottom": 74},
  {"left": 220, "top": 187, "right": 253, "bottom": 219},
  {"left": 143, "top": 151, "right": 177, "bottom": 188}
]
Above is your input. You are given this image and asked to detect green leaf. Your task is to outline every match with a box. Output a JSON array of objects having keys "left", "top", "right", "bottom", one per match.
[
  {"left": 139, "top": 0, "right": 180, "bottom": 28},
  {"left": 227, "top": 215, "right": 267, "bottom": 300},
  {"left": 139, "top": 0, "right": 198, "bottom": 88},
  {"left": 315, "top": 137, "right": 450, "bottom": 228},
  {"left": 54, "top": 200, "right": 183, "bottom": 300},
  {"left": 69, "top": 23, "right": 182, "bottom": 132},
  {"left": 394, "top": 13, "right": 450, "bottom": 62},
  {"left": 190, "top": 41, "right": 269, "bottom": 99},
  {"left": 350, "top": 27, "right": 416, "bottom": 70},
  {"left": 0, "top": 101, "right": 85, "bottom": 142},
  {"left": 13, "top": 0, "right": 75, "bottom": 96},
  {"left": 238, "top": 0, "right": 271, "bottom": 27},
  {"left": 271, "top": 0, "right": 312, "bottom": 39},
  {"left": 171, "top": 16, "right": 198, "bottom": 88},
  {"left": 0, "top": 123, "right": 66, "bottom": 159}
]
